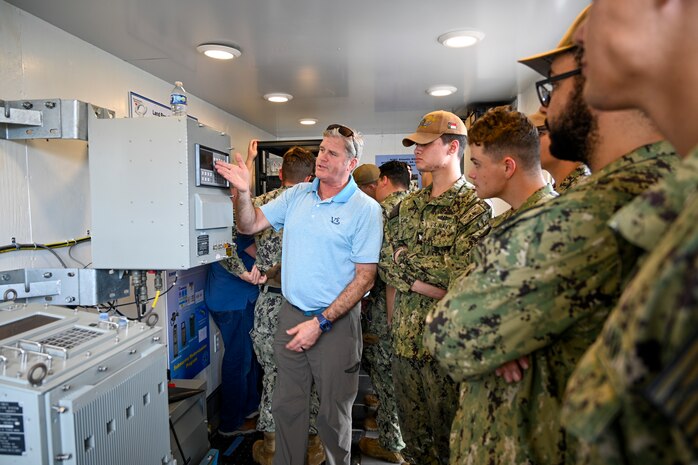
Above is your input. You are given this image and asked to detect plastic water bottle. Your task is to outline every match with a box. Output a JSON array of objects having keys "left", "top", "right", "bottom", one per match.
[{"left": 170, "top": 81, "right": 187, "bottom": 116}]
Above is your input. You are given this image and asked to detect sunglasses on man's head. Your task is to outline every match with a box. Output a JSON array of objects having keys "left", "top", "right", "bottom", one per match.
[{"left": 326, "top": 124, "right": 355, "bottom": 138}]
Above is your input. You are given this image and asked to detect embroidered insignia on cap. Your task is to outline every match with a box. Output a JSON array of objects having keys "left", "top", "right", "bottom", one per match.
[{"left": 419, "top": 115, "right": 437, "bottom": 128}]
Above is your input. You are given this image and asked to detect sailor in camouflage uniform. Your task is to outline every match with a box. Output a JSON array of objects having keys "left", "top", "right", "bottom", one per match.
[
  {"left": 248, "top": 146, "right": 321, "bottom": 465},
  {"left": 528, "top": 111, "right": 591, "bottom": 194},
  {"left": 562, "top": 150, "right": 697, "bottom": 465},
  {"left": 423, "top": 9, "right": 680, "bottom": 464},
  {"left": 379, "top": 111, "right": 491, "bottom": 465},
  {"left": 560, "top": 2, "right": 698, "bottom": 464},
  {"left": 467, "top": 106, "right": 558, "bottom": 232},
  {"left": 555, "top": 162, "right": 590, "bottom": 193},
  {"left": 359, "top": 161, "right": 410, "bottom": 463}
]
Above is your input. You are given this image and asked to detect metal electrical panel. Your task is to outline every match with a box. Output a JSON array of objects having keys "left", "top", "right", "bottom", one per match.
[
  {"left": 88, "top": 116, "right": 234, "bottom": 270},
  {"left": 0, "top": 303, "right": 172, "bottom": 465}
]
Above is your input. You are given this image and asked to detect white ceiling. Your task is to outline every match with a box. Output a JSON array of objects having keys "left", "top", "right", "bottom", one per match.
[{"left": 7, "top": 0, "right": 589, "bottom": 138}]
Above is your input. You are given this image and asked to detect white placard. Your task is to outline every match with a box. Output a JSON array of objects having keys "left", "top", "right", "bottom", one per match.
[{"left": 129, "top": 91, "right": 171, "bottom": 118}]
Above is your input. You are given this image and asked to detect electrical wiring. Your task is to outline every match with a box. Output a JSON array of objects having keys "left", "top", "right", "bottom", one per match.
[
  {"left": 35, "top": 244, "right": 68, "bottom": 268},
  {"left": 3, "top": 235, "right": 177, "bottom": 322},
  {"left": 113, "top": 275, "right": 178, "bottom": 309},
  {"left": 0, "top": 236, "right": 92, "bottom": 268},
  {"left": 0, "top": 236, "right": 91, "bottom": 253},
  {"left": 68, "top": 242, "right": 89, "bottom": 268}
]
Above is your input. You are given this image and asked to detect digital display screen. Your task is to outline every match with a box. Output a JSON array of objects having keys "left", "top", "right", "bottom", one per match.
[
  {"left": 199, "top": 148, "right": 214, "bottom": 171},
  {"left": 196, "top": 144, "right": 229, "bottom": 187}
]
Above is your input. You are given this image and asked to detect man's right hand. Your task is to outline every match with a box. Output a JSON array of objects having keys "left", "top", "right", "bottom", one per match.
[
  {"left": 215, "top": 152, "right": 250, "bottom": 193},
  {"left": 246, "top": 139, "right": 259, "bottom": 165},
  {"left": 495, "top": 356, "right": 530, "bottom": 383},
  {"left": 239, "top": 265, "right": 267, "bottom": 285}
]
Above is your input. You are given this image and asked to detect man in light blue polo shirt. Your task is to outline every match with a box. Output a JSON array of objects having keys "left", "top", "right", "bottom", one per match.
[{"left": 215, "top": 124, "right": 383, "bottom": 465}]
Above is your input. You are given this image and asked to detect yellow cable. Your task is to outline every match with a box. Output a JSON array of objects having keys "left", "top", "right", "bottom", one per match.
[{"left": 152, "top": 290, "right": 161, "bottom": 308}]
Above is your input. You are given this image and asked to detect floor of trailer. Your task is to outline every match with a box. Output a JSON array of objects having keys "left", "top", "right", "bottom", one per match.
[{"left": 209, "top": 370, "right": 400, "bottom": 465}]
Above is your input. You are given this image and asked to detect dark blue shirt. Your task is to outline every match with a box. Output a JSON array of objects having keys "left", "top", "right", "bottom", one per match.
[{"left": 205, "top": 234, "right": 259, "bottom": 311}]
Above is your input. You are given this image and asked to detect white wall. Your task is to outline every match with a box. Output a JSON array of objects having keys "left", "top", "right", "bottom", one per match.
[{"left": 361, "top": 133, "right": 412, "bottom": 163}]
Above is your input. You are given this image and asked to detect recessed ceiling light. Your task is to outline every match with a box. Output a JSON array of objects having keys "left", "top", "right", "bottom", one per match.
[
  {"left": 263, "top": 93, "right": 293, "bottom": 103},
  {"left": 427, "top": 86, "right": 457, "bottom": 97},
  {"left": 438, "top": 30, "right": 485, "bottom": 48},
  {"left": 299, "top": 118, "right": 318, "bottom": 125},
  {"left": 196, "top": 43, "right": 242, "bottom": 60}
]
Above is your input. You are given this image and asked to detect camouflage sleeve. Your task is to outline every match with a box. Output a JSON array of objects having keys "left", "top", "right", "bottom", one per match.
[
  {"left": 252, "top": 190, "right": 282, "bottom": 274},
  {"left": 254, "top": 228, "right": 281, "bottom": 274},
  {"left": 378, "top": 211, "right": 413, "bottom": 293},
  {"left": 217, "top": 228, "right": 248, "bottom": 277},
  {"left": 424, "top": 212, "right": 621, "bottom": 381}
]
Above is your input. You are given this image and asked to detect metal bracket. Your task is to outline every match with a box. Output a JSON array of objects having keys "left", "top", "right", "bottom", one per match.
[
  {"left": 0, "top": 268, "right": 130, "bottom": 306},
  {"left": 0, "top": 99, "right": 114, "bottom": 140},
  {"left": 0, "top": 104, "right": 42, "bottom": 126}
]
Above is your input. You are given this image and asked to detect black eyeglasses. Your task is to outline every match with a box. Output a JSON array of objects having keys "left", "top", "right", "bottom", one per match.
[
  {"left": 326, "top": 123, "right": 355, "bottom": 138},
  {"left": 535, "top": 68, "right": 582, "bottom": 107}
]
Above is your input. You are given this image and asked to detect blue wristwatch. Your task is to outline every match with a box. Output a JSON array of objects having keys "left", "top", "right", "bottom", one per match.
[{"left": 316, "top": 314, "right": 333, "bottom": 333}]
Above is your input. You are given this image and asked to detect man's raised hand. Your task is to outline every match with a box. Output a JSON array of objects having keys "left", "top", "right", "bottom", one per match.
[{"left": 215, "top": 152, "right": 250, "bottom": 193}]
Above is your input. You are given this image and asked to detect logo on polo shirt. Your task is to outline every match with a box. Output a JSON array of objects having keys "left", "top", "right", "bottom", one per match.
[{"left": 331, "top": 216, "right": 340, "bottom": 225}]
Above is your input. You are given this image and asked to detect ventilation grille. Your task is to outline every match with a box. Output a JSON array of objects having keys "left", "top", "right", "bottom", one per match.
[
  {"left": 58, "top": 348, "right": 170, "bottom": 465},
  {"left": 39, "top": 327, "right": 102, "bottom": 349}
]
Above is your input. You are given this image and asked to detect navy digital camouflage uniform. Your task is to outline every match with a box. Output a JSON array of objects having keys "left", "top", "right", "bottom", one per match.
[
  {"left": 379, "top": 176, "right": 491, "bottom": 465},
  {"left": 218, "top": 228, "right": 248, "bottom": 276},
  {"left": 562, "top": 144, "right": 698, "bottom": 465},
  {"left": 488, "top": 184, "right": 558, "bottom": 230},
  {"left": 556, "top": 163, "right": 591, "bottom": 194},
  {"left": 251, "top": 187, "right": 319, "bottom": 434},
  {"left": 362, "top": 190, "right": 410, "bottom": 453},
  {"left": 423, "top": 141, "right": 679, "bottom": 465},
  {"left": 453, "top": 185, "right": 558, "bottom": 284}
]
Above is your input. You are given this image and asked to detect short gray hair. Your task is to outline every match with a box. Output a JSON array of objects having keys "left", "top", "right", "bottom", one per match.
[{"left": 323, "top": 127, "right": 364, "bottom": 160}]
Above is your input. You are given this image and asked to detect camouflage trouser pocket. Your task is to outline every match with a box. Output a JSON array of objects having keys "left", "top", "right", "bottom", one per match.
[{"left": 252, "top": 294, "right": 283, "bottom": 361}]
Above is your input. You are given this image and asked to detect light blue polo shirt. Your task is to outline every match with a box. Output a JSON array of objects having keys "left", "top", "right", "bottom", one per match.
[{"left": 259, "top": 177, "right": 383, "bottom": 312}]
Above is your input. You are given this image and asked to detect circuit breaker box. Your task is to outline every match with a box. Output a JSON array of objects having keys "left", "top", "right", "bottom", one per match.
[{"left": 88, "top": 116, "right": 234, "bottom": 270}]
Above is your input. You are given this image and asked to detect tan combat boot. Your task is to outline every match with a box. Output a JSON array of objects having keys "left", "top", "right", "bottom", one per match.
[
  {"left": 358, "top": 437, "right": 405, "bottom": 463},
  {"left": 252, "top": 432, "right": 275, "bottom": 465},
  {"left": 363, "top": 393, "right": 379, "bottom": 410},
  {"left": 306, "top": 434, "right": 326, "bottom": 465},
  {"left": 364, "top": 415, "right": 378, "bottom": 432}
]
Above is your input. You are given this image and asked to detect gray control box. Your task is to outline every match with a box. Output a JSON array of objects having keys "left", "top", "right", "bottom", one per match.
[{"left": 88, "top": 116, "right": 234, "bottom": 270}]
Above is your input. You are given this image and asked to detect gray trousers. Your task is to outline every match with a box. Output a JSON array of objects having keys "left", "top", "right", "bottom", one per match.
[{"left": 272, "top": 301, "right": 362, "bottom": 465}]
